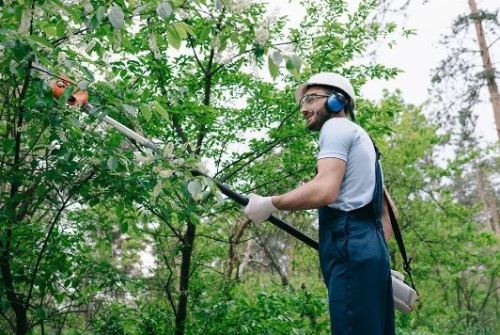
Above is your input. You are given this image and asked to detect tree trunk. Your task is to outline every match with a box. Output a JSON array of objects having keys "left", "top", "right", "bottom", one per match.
[
  {"left": 237, "top": 239, "right": 254, "bottom": 281},
  {"left": 174, "top": 221, "right": 196, "bottom": 335},
  {"left": 476, "top": 167, "right": 499, "bottom": 234},
  {"left": 487, "top": 189, "right": 499, "bottom": 234},
  {"left": 227, "top": 219, "right": 251, "bottom": 278},
  {"left": 468, "top": 0, "right": 500, "bottom": 142},
  {"left": 0, "top": 254, "right": 29, "bottom": 335},
  {"left": 259, "top": 241, "right": 289, "bottom": 286},
  {"left": 1, "top": 51, "right": 34, "bottom": 335}
]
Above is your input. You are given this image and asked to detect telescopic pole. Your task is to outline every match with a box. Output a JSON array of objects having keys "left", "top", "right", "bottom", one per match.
[
  {"left": 93, "top": 104, "right": 320, "bottom": 249},
  {"left": 32, "top": 63, "right": 319, "bottom": 250}
]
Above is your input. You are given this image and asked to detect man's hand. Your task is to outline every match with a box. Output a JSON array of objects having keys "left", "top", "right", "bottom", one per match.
[{"left": 243, "top": 194, "right": 278, "bottom": 224}]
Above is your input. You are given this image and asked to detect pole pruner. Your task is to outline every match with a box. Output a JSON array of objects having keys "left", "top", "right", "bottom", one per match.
[{"left": 40, "top": 63, "right": 319, "bottom": 249}]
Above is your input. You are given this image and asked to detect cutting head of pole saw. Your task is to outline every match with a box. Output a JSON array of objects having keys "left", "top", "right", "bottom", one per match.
[{"left": 51, "top": 77, "right": 89, "bottom": 106}]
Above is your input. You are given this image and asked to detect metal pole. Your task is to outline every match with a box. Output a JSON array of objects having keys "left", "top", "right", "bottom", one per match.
[
  {"left": 32, "top": 61, "right": 319, "bottom": 250},
  {"left": 92, "top": 104, "right": 319, "bottom": 250}
]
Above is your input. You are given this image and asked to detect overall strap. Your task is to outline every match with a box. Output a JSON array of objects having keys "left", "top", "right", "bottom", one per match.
[
  {"left": 385, "top": 189, "right": 417, "bottom": 291},
  {"left": 371, "top": 138, "right": 417, "bottom": 291},
  {"left": 372, "top": 145, "right": 384, "bottom": 222}
]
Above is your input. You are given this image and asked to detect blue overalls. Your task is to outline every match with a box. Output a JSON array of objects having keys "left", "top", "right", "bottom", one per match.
[{"left": 318, "top": 155, "right": 395, "bottom": 335}]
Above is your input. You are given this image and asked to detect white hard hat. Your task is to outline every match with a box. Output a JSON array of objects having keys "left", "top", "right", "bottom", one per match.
[{"left": 295, "top": 72, "right": 356, "bottom": 109}]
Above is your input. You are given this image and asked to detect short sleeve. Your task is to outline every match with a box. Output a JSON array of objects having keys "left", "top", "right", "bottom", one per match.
[{"left": 317, "top": 119, "right": 355, "bottom": 162}]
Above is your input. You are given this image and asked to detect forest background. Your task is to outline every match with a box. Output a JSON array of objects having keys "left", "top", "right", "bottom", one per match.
[{"left": 0, "top": 0, "right": 498, "bottom": 334}]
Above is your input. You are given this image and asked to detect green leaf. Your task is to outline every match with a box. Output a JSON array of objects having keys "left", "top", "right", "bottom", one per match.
[
  {"left": 253, "top": 44, "right": 265, "bottom": 58},
  {"left": 108, "top": 5, "right": 125, "bottom": 29},
  {"left": 59, "top": 85, "right": 74, "bottom": 106},
  {"left": 173, "top": 22, "right": 188, "bottom": 39},
  {"left": 29, "top": 35, "right": 53, "bottom": 49},
  {"left": 285, "top": 54, "right": 302, "bottom": 79},
  {"left": 152, "top": 101, "right": 170, "bottom": 121},
  {"left": 119, "top": 220, "right": 128, "bottom": 234},
  {"left": 156, "top": 2, "right": 173, "bottom": 20},
  {"left": 268, "top": 55, "right": 279, "bottom": 80},
  {"left": 35, "top": 307, "right": 46, "bottom": 319},
  {"left": 88, "top": 14, "right": 100, "bottom": 31},
  {"left": 54, "top": 293, "right": 64, "bottom": 304},
  {"left": 133, "top": 4, "right": 150, "bottom": 15},
  {"left": 77, "top": 64, "right": 95, "bottom": 82},
  {"left": 166, "top": 25, "right": 181, "bottom": 49},
  {"left": 107, "top": 157, "right": 119, "bottom": 171},
  {"left": 105, "top": 117, "right": 124, "bottom": 146},
  {"left": 173, "top": 22, "right": 195, "bottom": 37},
  {"left": 12, "top": 39, "right": 31, "bottom": 60},
  {"left": 285, "top": 54, "right": 302, "bottom": 72},
  {"left": 141, "top": 104, "right": 152, "bottom": 122},
  {"left": 41, "top": 25, "right": 58, "bottom": 37},
  {"left": 187, "top": 180, "right": 203, "bottom": 200},
  {"left": 123, "top": 104, "right": 137, "bottom": 117},
  {"left": 56, "top": 22, "right": 65, "bottom": 36}
]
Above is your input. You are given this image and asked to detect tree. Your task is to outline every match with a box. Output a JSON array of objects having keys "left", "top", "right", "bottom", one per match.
[
  {"left": 430, "top": 1, "right": 500, "bottom": 143},
  {"left": 347, "top": 91, "right": 499, "bottom": 334},
  {"left": 468, "top": 0, "right": 500, "bottom": 142}
]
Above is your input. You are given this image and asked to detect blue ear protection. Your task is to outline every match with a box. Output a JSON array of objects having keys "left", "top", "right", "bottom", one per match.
[{"left": 325, "top": 91, "right": 347, "bottom": 113}]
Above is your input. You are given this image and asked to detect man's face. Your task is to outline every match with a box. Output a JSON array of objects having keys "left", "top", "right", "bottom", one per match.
[{"left": 299, "top": 86, "right": 331, "bottom": 131}]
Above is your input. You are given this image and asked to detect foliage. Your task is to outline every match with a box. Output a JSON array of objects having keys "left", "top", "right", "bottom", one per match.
[
  {"left": 375, "top": 93, "right": 498, "bottom": 335},
  {"left": 429, "top": 3, "right": 500, "bottom": 145},
  {"left": 0, "top": 1, "right": 497, "bottom": 335}
]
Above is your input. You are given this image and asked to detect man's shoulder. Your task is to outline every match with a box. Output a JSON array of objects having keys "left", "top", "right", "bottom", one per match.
[
  {"left": 321, "top": 118, "right": 374, "bottom": 149},
  {"left": 321, "top": 117, "right": 362, "bottom": 138},
  {"left": 323, "top": 117, "right": 358, "bottom": 128}
]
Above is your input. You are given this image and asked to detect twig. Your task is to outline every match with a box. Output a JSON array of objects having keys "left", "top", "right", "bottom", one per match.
[{"left": 25, "top": 168, "right": 97, "bottom": 306}]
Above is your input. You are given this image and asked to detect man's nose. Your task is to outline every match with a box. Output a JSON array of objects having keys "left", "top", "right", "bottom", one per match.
[{"left": 300, "top": 105, "right": 309, "bottom": 115}]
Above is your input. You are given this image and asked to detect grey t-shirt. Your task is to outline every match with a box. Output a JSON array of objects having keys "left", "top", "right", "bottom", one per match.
[{"left": 317, "top": 117, "right": 376, "bottom": 211}]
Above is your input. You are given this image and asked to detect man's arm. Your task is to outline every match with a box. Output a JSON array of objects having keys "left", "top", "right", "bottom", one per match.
[{"left": 272, "top": 157, "right": 346, "bottom": 211}]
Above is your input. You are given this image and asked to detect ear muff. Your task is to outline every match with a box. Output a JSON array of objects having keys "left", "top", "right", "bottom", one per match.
[{"left": 325, "top": 92, "right": 347, "bottom": 113}]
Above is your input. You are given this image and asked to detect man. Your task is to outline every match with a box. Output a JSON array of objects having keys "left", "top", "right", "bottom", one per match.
[{"left": 243, "top": 73, "right": 395, "bottom": 335}]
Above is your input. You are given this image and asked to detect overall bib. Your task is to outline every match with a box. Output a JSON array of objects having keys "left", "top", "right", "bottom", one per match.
[{"left": 318, "top": 156, "right": 395, "bottom": 335}]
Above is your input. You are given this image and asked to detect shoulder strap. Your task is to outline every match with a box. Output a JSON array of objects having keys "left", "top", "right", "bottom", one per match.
[
  {"left": 384, "top": 189, "right": 417, "bottom": 291},
  {"left": 371, "top": 138, "right": 417, "bottom": 291}
]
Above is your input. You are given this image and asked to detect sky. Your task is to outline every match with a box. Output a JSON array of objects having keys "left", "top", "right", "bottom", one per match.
[{"left": 275, "top": 0, "right": 499, "bottom": 143}]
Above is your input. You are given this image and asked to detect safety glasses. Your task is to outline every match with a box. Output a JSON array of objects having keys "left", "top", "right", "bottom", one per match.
[{"left": 298, "top": 94, "right": 330, "bottom": 108}]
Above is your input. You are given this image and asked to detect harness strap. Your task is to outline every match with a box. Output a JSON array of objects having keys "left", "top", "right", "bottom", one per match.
[
  {"left": 371, "top": 139, "right": 418, "bottom": 292},
  {"left": 385, "top": 191, "right": 418, "bottom": 291}
]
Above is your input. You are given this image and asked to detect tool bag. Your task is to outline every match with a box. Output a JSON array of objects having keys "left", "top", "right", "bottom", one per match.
[{"left": 391, "top": 269, "right": 419, "bottom": 313}]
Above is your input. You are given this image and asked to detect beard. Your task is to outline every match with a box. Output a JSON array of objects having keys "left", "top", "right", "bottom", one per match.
[{"left": 306, "top": 108, "right": 332, "bottom": 131}]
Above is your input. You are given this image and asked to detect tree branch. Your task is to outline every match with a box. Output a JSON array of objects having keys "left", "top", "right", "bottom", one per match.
[
  {"left": 487, "top": 36, "right": 500, "bottom": 49},
  {"left": 145, "top": 205, "right": 184, "bottom": 242},
  {"left": 478, "top": 264, "right": 499, "bottom": 313},
  {"left": 151, "top": 225, "right": 178, "bottom": 316},
  {"left": 0, "top": 308, "right": 15, "bottom": 332},
  {"left": 188, "top": 36, "right": 206, "bottom": 74},
  {"left": 51, "top": 6, "right": 154, "bottom": 47},
  {"left": 153, "top": 67, "right": 193, "bottom": 154},
  {"left": 212, "top": 40, "right": 297, "bottom": 75},
  {"left": 25, "top": 168, "right": 97, "bottom": 306},
  {"left": 218, "top": 140, "right": 283, "bottom": 183},
  {"left": 214, "top": 109, "right": 297, "bottom": 181}
]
